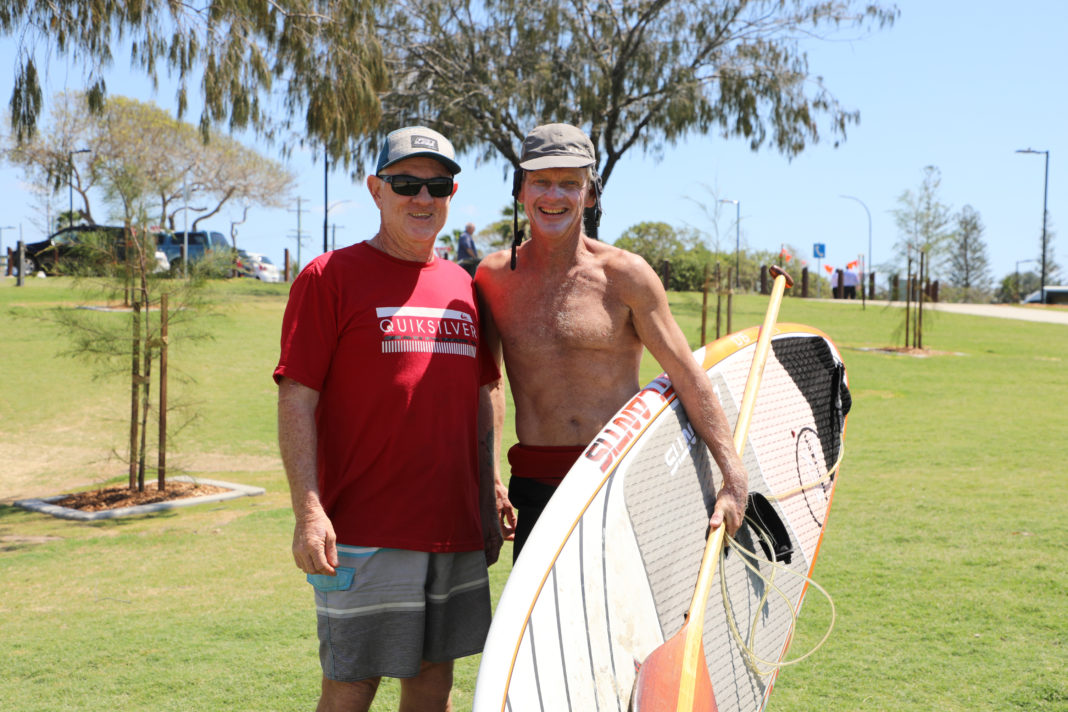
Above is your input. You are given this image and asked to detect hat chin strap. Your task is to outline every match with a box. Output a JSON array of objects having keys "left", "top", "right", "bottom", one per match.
[
  {"left": 585, "top": 172, "right": 604, "bottom": 240},
  {"left": 510, "top": 201, "right": 523, "bottom": 271},
  {"left": 510, "top": 168, "right": 524, "bottom": 270}
]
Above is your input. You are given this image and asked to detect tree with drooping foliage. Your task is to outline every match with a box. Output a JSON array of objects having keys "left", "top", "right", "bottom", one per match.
[
  {"left": 367, "top": 0, "right": 898, "bottom": 190},
  {"left": 4, "top": 0, "right": 387, "bottom": 164}
]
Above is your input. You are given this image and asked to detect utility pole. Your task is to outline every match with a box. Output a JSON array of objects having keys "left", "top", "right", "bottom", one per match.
[
  {"left": 323, "top": 152, "right": 329, "bottom": 254},
  {"left": 289, "top": 197, "right": 307, "bottom": 273}
]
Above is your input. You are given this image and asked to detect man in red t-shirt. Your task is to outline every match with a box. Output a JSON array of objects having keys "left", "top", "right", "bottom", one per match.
[{"left": 275, "top": 126, "right": 503, "bottom": 712}]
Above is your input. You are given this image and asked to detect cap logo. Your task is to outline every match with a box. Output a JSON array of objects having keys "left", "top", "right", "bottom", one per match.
[{"left": 410, "top": 135, "right": 439, "bottom": 151}]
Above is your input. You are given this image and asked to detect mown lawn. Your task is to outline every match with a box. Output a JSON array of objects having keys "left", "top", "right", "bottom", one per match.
[{"left": 1, "top": 277, "right": 1064, "bottom": 711}]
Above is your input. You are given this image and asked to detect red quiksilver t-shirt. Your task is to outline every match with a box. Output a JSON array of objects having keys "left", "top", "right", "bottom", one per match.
[{"left": 274, "top": 242, "right": 498, "bottom": 552}]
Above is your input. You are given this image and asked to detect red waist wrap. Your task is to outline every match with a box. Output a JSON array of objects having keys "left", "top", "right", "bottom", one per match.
[{"left": 507, "top": 443, "right": 586, "bottom": 487}]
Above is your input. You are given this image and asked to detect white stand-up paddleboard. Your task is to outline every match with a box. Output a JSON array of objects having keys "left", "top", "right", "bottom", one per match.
[{"left": 474, "top": 324, "right": 850, "bottom": 712}]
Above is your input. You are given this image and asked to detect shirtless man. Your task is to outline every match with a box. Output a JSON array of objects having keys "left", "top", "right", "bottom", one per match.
[{"left": 475, "top": 123, "right": 748, "bottom": 562}]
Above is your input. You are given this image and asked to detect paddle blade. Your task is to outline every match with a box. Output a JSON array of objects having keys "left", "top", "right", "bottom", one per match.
[{"left": 631, "top": 626, "right": 718, "bottom": 712}]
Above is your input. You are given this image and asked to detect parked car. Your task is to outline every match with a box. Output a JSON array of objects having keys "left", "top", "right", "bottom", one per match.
[
  {"left": 157, "top": 230, "right": 234, "bottom": 265},
  {"left": 236, "top": 250, "right": 283, "bottom": 283},
  {"left": 1022, "top": 286, "right": 1068, "bottom": 305},
  {"left": 22, "top": 224, "right": 169, "bottom": 275}
]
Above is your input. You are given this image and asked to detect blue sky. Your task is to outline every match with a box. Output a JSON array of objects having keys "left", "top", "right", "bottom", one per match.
[{"left": 2, "top": 1, "right": 1065, "bottom": 286}]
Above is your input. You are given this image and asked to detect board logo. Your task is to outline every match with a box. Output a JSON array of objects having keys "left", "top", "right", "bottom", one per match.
[
  {"left": 664, "top": 422, "right": 698, "bottom": 477},
  {"left": 584, "top": 393, "right": 653, "bottom": 473}
]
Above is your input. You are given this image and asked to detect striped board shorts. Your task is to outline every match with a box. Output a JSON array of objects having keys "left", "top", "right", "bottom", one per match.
[{"left": 306, "top": 545, "right": 492, "bottom": 681}]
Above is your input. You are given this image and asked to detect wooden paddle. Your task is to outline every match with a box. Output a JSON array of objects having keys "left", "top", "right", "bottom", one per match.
[{"left": 631, "top": 265, "right": 794, "bottom": 712}]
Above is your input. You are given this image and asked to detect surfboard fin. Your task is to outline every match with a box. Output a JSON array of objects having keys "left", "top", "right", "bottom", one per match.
[{"left": 742, "top": 492, "right": 794, "bottom": 564}]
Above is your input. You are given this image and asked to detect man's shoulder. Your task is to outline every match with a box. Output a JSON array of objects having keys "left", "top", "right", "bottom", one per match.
[
  {"left": 473, "top": 248, "right": 512, "bottom": 281},
  {"left": 589, "top": 239, "right": 657, "bottom": 281}
]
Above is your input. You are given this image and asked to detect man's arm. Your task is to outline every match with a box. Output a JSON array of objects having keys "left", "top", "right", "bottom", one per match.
[
  {"left": 621, "top": 256, "right": 748, "bottom": 535},
  {"left": 479, "top": 380, "right": 506, "bottom": 564},
  {"left": 277, "top": 376, "right": 338, "bottom": 575},
  {"left": 475, "top": 267, "right": 517, "bottom": 541}
]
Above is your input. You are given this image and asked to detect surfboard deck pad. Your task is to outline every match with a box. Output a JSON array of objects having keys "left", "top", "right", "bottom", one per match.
[{"left": 475, "top": 325, "right": 850, "bottom": 712}]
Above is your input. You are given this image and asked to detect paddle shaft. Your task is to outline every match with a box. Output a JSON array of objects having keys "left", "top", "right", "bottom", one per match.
[{"left": 675, "top": 266, "right": 793, "bottom": 712}]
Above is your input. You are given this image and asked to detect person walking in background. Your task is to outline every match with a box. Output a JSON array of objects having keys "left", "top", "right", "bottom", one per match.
[
  {"left": 276, "top": 125, "right": 503, "bottom": 712},
  {"left": 843, "top": 264, "right": 859, "bottom": 299},
  {"left": 456, "top": 221, "right": 481, "bottom": 276},
  {"left": 457, "top": 222, "right": 480, "bottom": 262}
]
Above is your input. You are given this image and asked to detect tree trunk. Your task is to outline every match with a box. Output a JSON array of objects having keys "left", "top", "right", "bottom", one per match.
[
  {"left": 129, "top": 293, "right": 141, "bottom": 490},
  {"left": 159, "top": 294, "right": 168, "bottom": 491},
  {"left": 138, "top": 312, "right": 152, "bottom": 493}
]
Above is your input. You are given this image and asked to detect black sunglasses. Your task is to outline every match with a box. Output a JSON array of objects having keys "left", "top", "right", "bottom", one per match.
[{"left": 377, "top": 174, "right": 454, "bottom": 198}]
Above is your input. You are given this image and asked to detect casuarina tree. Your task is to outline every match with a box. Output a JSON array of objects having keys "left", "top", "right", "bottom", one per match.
[{"left": 366, "top": 1, "right": 898, "bottom": 188}]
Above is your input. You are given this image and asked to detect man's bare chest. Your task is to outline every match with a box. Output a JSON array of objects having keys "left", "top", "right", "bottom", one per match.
[{"left": 498, "top": 278, "right": 630, "bottom": 353}]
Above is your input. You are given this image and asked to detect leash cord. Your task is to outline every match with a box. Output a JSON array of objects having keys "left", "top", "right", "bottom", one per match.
[{"left": 717, "top": 453, "right": 842, "bottom": 676}]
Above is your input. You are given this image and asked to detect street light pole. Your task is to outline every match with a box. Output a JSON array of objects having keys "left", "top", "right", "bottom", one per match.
[
  {"left": 1016, "top": 148, "right": 1050, "bottom": 301},
  {"left": 841, "top": 194, "right": 872, "bottom": 299},
  {"left": 719, "top": 199, "right": 740, "bottom": 288},
  {"left": 323, "top": 151, "right": 329, "bottom": 254},
  {"left": 68, "top": 148, "right": 91, "bottom": 230}
]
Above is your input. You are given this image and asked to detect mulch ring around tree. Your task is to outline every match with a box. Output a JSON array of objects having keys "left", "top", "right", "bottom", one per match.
[
  {"left": 14, "top": 476, "right": 266, "bottom": 520},
  {"left": 53, "top": 480, "right": 230, "bottom": 512}
]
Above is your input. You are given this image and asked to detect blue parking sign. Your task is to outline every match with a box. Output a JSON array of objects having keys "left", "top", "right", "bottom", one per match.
[{"left": 813, "top": 243, "right": 826, "bottom": 259}]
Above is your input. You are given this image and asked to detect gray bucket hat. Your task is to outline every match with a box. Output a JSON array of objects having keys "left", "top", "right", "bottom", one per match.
[
  {"left": 376, "top": 126, "right": 462, "bottom": 175},
  {"left": 519, "top": 123, "right": 596, "bottom": 170}
]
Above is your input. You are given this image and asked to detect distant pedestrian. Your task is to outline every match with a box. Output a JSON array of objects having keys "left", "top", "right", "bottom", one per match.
[
  {"left": 843, "top": 268, "right": 859, "bottom": 299},
  {"left": 456, "top": 222, "right": 481, "bottom": 276},
  {"left": 457, "top": 222, "right": 480, "bottom": 261}
]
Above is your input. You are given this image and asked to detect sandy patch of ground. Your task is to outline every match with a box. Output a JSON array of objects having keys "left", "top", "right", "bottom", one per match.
[
  {"left": 0, "top": 441, "right": 281, "bottom": 503},
  {"left": 851, "top": 345, "right": 964, "bottom": 357}
]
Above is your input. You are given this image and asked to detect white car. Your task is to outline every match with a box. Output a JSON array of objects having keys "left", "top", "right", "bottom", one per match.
[
  {"left": 237, "top": 250, "right": 282, "bottom": 283},
  {"left": 153, "top": 249, "right": 170, "bottom": 273}
]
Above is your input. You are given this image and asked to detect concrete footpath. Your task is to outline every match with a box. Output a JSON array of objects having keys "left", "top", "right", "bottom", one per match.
[
  {"left": 896, "top": 301, "right": 1068, "bottom": 325},
  {"left": 834, "top": 299, "right": 1068, "bottom": 325}
]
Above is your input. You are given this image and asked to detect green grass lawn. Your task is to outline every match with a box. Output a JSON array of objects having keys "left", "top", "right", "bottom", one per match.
[{"left": 1, "top": 277, "right": 1065, "bottom": 711}]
